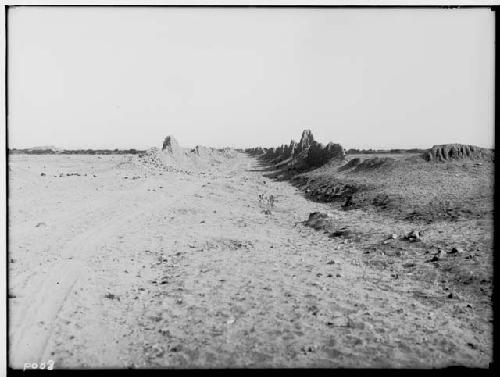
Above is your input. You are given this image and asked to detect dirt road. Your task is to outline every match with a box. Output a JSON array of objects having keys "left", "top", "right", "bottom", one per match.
[{"left": 8, "top": 153, "right": 491, "bottom": 368}]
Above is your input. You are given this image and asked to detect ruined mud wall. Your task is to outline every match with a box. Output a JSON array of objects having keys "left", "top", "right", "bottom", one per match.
[
  {"left": 245, "top": 130, "right": 345, "bottom": 169},
  {"left": 423, "top": 144, "right": 494, "bottom": 162},
  {"left": 141, "top": 135, "right": 237, "bottom": 172}
]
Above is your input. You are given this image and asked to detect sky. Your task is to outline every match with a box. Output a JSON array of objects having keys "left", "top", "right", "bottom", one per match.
[{"left": 8, "top": 7, "right": 495, "bottom": 150}]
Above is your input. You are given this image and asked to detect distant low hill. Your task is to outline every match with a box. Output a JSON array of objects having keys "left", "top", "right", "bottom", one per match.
[{"left": 8, "top": 147, "right": 146, "bottom": 155}]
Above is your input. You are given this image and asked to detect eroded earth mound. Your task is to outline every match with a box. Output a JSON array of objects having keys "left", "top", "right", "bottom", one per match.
[
  {"left": 246, "top": 130, "right": 345, "bottom": 171},
  {"left": 140, "top": 135, "right": 236, "bottom": 172},
  {"left": 423, "top": 144, "right": 494, "bottom": 162}
]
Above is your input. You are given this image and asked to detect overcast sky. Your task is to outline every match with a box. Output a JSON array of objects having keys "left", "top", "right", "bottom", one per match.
[{"left": 8, "top": 7, "right": 494, "bottom": 150}]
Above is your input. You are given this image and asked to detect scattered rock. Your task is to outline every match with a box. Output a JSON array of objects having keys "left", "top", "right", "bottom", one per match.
[
  {"left": 341, "top": 195, "right": 354, "bottom": 209},
  {"left": 448, "top": 247, "right": 464, "bottom": 254},
  {"left": 169, "top": 345, "right": 181, "bottom": 353},
  {"left": 327, "top": 315, "right": 349, "bottom": 327},
  {"left": 404, "top": 230, "right": 421, "bottom": 241},
  {"left": 329, "top": 228, "right": 351, "bottom": 238},
  {"left": 432, "top": 248, "right": 442, "bottom": 256},
  {"left": 104, "top": 293, "right": 120, "bottom": 301},
  {"left": 426, "top": 256, "right": 439, "bottom": 263},
  {"left": 159, "top": 328, "right": 171, "bottom": 336},
  {"left": 303, "top": 212, "right": 330, "bottom": 230},
  {"left": 301, "top": 345, "right": 316, "bottom": 353},
  {"left": 151, "top": 344, "right": 165, "bottom": 357},
  {"left": 411, "top": 230, "right": 420, "bottom": 239},
  {"left": 403, "top": 262, "right": 416, "bottom": 268}
]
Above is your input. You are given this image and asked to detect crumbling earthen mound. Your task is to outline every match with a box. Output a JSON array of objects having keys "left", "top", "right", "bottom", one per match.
[
  {"left": 162, "top": 136, "right": 181, "bottom": 154},
  {"left": 247, "top": 130, "right": 345, "bottom": 171},
  {"left": 141, "top": 136, "right": 237, "bottom": 172},
  {"left": 307, "top": 141, "right": 346, "bottom": 167},
  {"left": 423, "top": 144, "right": 494, "bottom": 162},
  {"left": 138, "top": 148, "right": 180, "bottom": 172},
  {"left": 192, "top": 145, "right": 210, "bottom": 157}
]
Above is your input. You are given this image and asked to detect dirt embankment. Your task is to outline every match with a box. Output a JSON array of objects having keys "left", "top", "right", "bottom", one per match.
[
  {"left": 245, "top": 133, "right": 494, "bottom": 338},
  {"left": 247, "top": 134, "right": 494, "bottom": 223}
]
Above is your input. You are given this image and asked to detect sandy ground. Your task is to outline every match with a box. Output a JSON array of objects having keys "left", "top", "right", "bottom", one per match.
[{"left": 8, "top": 153, "right": 492, "bottom": 368}]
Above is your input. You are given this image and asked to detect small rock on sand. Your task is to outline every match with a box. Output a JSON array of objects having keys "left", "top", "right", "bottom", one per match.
[
  {"left": 426, "top": 256, "right": 439, "bottom": 263},
  {"left": 449, "top": 247, "right": 464, "bottom": 254}
]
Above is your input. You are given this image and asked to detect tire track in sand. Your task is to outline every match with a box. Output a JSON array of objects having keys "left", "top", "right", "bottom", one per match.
[{"left": 10, "top": 176, "right": 200, "bottom": 369}]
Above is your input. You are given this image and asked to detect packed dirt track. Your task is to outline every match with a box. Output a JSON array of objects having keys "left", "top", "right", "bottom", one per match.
[{"left": 8, "top": 150, "right": 492, "bottom": 368}]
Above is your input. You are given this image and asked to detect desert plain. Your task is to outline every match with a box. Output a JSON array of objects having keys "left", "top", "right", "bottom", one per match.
[{"left": 7, "top": 131, "right": 494, "bottom": 368}]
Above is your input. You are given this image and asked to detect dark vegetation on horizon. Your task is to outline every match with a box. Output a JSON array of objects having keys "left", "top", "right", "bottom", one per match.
[
  {"left": 8, "top": 148, "right": 146, "bottom": 155},
  {"left": 346, "top": 148, "right": 427, "bottom": 154}
]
